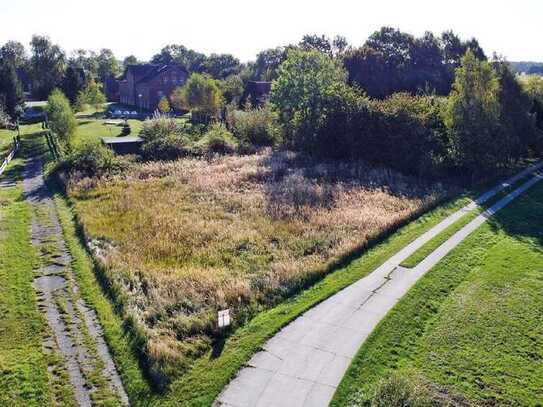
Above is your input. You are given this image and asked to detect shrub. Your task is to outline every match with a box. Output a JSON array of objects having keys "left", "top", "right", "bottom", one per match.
[
  {"left": 195, "top": 123, "right": 238, "bottom": 155},
  {"left": 61, "top": 141, "right": 125, "bottom": 177},
  {"left": 372, "top": 373, "right": 433, "bottom": 407},
  {"left": 46, "top": 89, "right": 77, "bottom": 145},
  {"left": 0, "top": 104, "right": 11, "bottom": 128},
  {"left": 228, "top": 104, "right": 282, "bottom": 150},
  {"left": 140, "top": 113, "right": 191, "bottom": 160}
]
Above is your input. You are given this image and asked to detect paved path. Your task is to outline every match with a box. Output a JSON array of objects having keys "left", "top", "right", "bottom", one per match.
[
  {"left": 22, "top": 157, "right": 129, "bottom": 406},
  {"left": 215, "top": 163, "right": 543, "bottom": 407}
]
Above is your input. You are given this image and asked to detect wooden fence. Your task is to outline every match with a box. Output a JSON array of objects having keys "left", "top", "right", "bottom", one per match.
[{"left": 0, "top": 138, "right": 20, "bottom": 176}]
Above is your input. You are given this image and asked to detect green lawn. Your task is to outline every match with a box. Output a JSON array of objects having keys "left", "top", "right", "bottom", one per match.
[
  {"left": 73, "top": 119, "right": 144, "bottom": 146},
  {"left": 400, "top": 173, "right": 534, "bottom": 268},
  {"left": 332, "top": 180, "right": 543, "bottom": 406}
]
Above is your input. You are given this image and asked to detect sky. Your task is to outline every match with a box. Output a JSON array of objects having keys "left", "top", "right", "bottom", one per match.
[{"left": 0, "top": 0, "right": 541, "bottom": 63}]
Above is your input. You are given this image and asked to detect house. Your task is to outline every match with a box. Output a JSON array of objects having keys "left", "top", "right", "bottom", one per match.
[
  {"left": 103, "top": 75, "right": 120, "bottom": 102},
  {"left": 119, "top": 64, "right": 188, "bottom": 111},
  {"left": 243, "top": 81, "right": 272, "bottom": 106}
]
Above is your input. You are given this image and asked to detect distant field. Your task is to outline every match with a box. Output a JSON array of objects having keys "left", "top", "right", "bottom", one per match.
[
  {"left": 68, "top": 150, "right": 450, "bottom": 385},
  {"left": 332, "top": 179, "right": 543, "bottom": 406}
]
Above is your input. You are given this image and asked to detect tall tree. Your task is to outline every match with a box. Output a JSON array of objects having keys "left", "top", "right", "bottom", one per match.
[
  {"left": 96, "top": 48, "right": 120, "bottom": 82},
  {"left": 151, "top": 44, "right": 207, "bottom": 72},
  {"left": 123, "top": 55, "right": 139, "bottom": 69},
  {"left": 343, "top": 46, "right": 395, "bottom": 98},
  {"left": 30, "top": 35, "right": 66, "bottom": 99},
  {"left": 46, "top": 89, "right": 77, "bottom": 146},
  {"left": 444, "top": 50, "right": 501, "bottom": 174},
  {"left": 203, "top": 54, "right": 241, "bottom": 79},
  {"left": 0, "top": 41, "right": 27, "bottom": 68},
  {"left": 0, "top": 58, "right": 24, "bottom": 118},
  {"left": 171, "top": 73, "right": 223, "bottom": 122},
  {"left": 299, "top": 34, "right": 349, "bottom": 57},
  {"left": 62, "top": 65, "right": 87, "bottom": 104},
  {"left": 252, "top": 47, "right": 287, "bottom": 81}
]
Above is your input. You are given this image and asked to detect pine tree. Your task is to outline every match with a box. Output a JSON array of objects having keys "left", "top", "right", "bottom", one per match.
[{"left": 0, "top": 58, "right": 24, "bottom": 118}]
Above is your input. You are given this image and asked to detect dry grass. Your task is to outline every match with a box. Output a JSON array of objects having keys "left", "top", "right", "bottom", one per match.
[{"left": 68, "top": 149, "right": 450, "bottom": 385}]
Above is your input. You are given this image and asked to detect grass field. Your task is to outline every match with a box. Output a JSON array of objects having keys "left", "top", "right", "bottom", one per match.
[
  {"left": 332, "top": 178, "right": 543, "bottom": 406},
  {"left": 72, "top": 119, "right": 144, "bottom": 146},
  {"left": 67, "top": 150, "right": 452, "bottom": 389}
]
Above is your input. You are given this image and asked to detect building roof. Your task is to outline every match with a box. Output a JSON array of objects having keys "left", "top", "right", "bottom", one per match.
[{"left": 123, "top": 63, "right": 189, "bottom": 84}]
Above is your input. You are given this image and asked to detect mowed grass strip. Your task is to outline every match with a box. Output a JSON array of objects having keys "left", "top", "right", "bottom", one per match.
[
  {"left": 400, "top": 173, "right": 535, "bottom": 268},
  {"left": 0, "top": 157, "right": 51, "bottom": 406},
  {"left": 332, "top": 180, "right": 543, "bottom": 406}
]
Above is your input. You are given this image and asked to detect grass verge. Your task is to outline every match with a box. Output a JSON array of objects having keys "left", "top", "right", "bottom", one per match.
[
  {"left": 332, "top": 179, "right": 543, "bottom": 406},
  {"left": 400, "top": 173, "right": 534, "bottom": 268},
  {"left": 0, "top": 155, "right": 52, "bottom": 405}
]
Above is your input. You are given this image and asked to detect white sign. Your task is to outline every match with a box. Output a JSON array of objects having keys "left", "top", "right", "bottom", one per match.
[{"left": 218, "top": 309, "right": 231, "bottom": 328}]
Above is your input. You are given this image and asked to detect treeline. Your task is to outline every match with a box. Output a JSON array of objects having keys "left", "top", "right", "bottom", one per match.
[{"left": 270, "top": 48, "right": 542, "bottom": 180}]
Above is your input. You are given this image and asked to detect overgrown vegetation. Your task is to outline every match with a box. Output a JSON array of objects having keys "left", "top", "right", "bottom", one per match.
[{"left": 68, "top": 150, "right": 449, "bottom": 388}]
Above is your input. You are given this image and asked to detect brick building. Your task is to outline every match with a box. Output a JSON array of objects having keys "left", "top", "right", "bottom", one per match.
[{"left": 119, "top": 64, "right": 188, "bottom": 111}]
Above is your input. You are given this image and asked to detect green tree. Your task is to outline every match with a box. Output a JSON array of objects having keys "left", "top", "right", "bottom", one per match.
[
  {"left": 158, "top": 96, "right": 171, "bottom": 113},
  {"left": 0, "top": 41, "right": 27, "bottom": 68},
  {"left": 171, "top": 73, "right": 223, "bottom": 122},
  {"left": 62, "top": 65, "right": 87, "bottom": 105},
  {"left": 219, "top": 74, "right": 244, "bottom": 105},
  {"left": 203, "top": 54, "right": 241, "bottom": 79},
  {"left": 152, "top": 44, "right": 207, "bottom": 72},
  {"left": 444, "top": 50, "right": 501, "bottom": 174},
  {"left": 269, "top": 48, "right": 350, "bottom": 147},
  {"left": 0, "top": 58, "right": 24, "bottom": 118},
  {"left": 252, "top": 47, "right": 287, "bottom": 81},
  {"left": 96, "top": 49, "right": 120, "bottom": 82},
  {"left": 123, "top": 55, "right": 139, "bottom": 69},
  {"left": 30, "top": 35, "right": 66, "bottom": 99},
  {"left": 46, "top": 89, "right": 77, "bottom": 145},
  {"left": 76, "top": 80, "right": 106, "bottom": 111}
]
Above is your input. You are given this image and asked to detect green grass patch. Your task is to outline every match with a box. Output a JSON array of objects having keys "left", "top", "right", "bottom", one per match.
[
  {"left": 0, "top": 157, "right": 52, "bottom": 405},
  {"left": 332, "top": 180, "right": 543, "bottom": 406},
  {"left": 400, "top": 174, "right": 535, "bottom": 268},
  {"left": 73, "top": 119, "right": 144, "bottom": 146}
]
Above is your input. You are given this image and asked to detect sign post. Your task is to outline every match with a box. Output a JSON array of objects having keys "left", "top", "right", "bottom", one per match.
[{"left": 218, "top": 309, "right": 230, "bottom": 329}]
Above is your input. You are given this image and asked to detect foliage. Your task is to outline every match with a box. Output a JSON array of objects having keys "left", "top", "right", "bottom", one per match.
[
  {"left": 171, "top": 73, "right": 224, "bottom": 122},
  {"left": 95, "top": 48, "right": 120, "bottom": 82},
  {"left": 76, "top": 80, "right": 106, "bottom": 111},
  {"left": 152, "top": 44, "right": 207, "bottom": 73},
  {"left": 122, "top": 55, "right": 139, "bottom": 68},
  {"left": 46, "top": 89, "right": 77, "bottom": 145},
  {"left": 195, "top": 123, "right": 238, "bottom": 154},
  {"left": 61, "top": 65, "right": 87, "bottom": 105},
  {"left": 227, "top": 104, "right": 281, "bottom": 149},
  {"left": 372, "top": 373, "right": 433, "bottom": 407},
  {"left": 298, "top": 34, "right": 349, "bottom": 57},
  {"left": 219, "top": 75, "right": 245, "bottom": 105},
  {"left": 30, "top": 35, "right": 66, "bottom": 99},
  {"left": 0, "top": 104, "right": 11, "bottom": 128},
  {"left": 140, "top": 113, "right": 191, "bottom": 160},
  {"left": 344, "top": 28, "right": 486, "bottom": 99},
  {"left": 0, "top": 57, "right": 24, "bottom": 118},
  {"left": 270, "top": 48, "right": 351, "bottom": 148},
  {"left": 251, "top": 47, "right": 287, "bottom": 81},
  {"left": 203, "top": 53, "right": 241, "bottom": 79},
  {"left": 61, "top": 141, "right": 125, "bottom": 177},
  {"left": 520, "top": 74, "right": 543, "bottom": 104},
  {"left": 158, "top": 96, "right": 171, "bottom": 113},
  {"left": 444, "top": 51, "right": 501, "bottom": 173}
]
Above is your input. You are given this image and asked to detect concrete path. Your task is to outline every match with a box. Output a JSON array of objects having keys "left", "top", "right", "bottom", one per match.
[
  {"left": 215, "top": 164, "right": 543, "bottom": 407},
  {"left": 22, "top": 157, "right": 129, "bottom": 406}
]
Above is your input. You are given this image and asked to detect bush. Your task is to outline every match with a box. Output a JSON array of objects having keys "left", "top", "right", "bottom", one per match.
[
  {"left": 372, "top": 373, "right": 433, "bottom": 407},
  {"left": 61, "top": 141, "right": 125, "bottom": 177},
  {"left": 228, "top": 104, "right": 282, "bottom": 150},
  {"left": 140, "top": 113, "right": 191, "bottom": 160},
  {"left": 121, "top": 122, "right": 131, "bottom": 136},
  {"left": 46, "top": 89, "right": 77, "bottom": 145},
  {"left": 0, "top": 104, "right": 11, "bottom": 128},
  {"left": 195, "top": 123, "right": 238, "bottom": 154}
]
